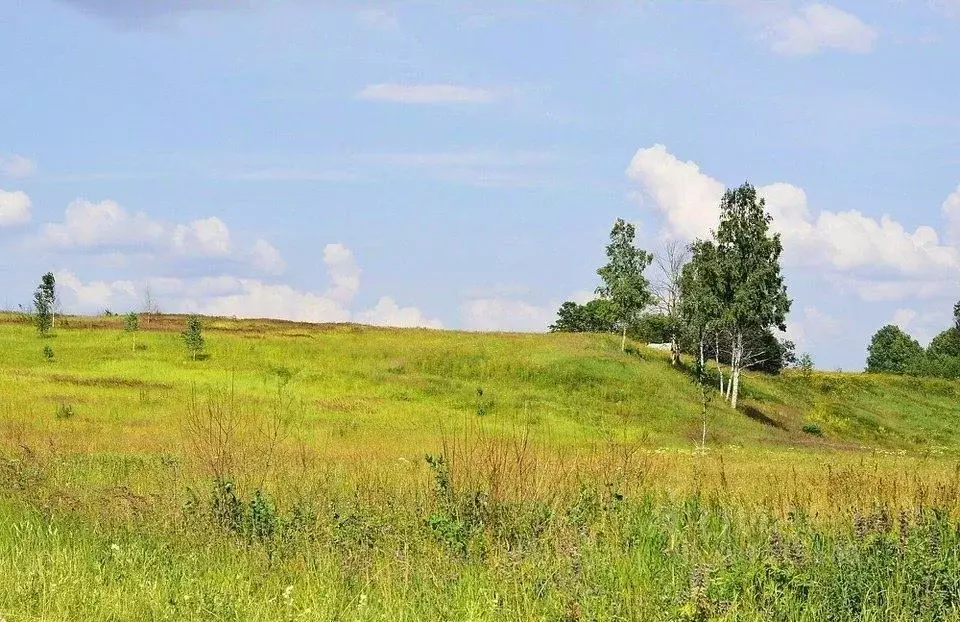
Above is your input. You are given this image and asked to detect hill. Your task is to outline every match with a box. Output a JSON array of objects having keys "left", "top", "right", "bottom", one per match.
[
  {"left": 5, "top": 312, "right": 960, "bottom": 620},
  {"left": 2, "top": 311, "right": 959, "bottom": 457}
]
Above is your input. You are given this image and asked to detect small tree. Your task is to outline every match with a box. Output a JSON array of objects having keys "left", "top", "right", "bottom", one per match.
[
  {"left": 596, "top": 218, "right": 654, "bottom": 352},
  {"left": 33, "top": 272, "right": 56, "bottom": 337},
  {"left": 652, "top": 241, "right": 689, "bottom": 365},
  {"left": 125, "top": 312, "right": 140, "bottom": 353},
  {"left": 866, "top": 325, "right": 922, "bottom": 374},
  {"left": 679, "top": 239, "right": 722, "bottom": 378},
  {"left": 40, "top": 272, "right": 57, "bottom": 329},
  {"left": 182, "top": 315, "right": 205, "bottom": 361}
]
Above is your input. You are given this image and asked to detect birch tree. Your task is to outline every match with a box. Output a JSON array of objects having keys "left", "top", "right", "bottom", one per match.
[
  {"left": 653, "top": 241, "right": 689, "bottom": 365},
  {"left": 714, "top": 183, "right": 791, "bottom": 409},
  {"left": 596, "top": 219, "right": 654, "bottom": 352},
  {"left": 679, "top": 240, "right": 722, "bottom": 379}
]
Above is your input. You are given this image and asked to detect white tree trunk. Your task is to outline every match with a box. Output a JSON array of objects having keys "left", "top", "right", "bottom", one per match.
[
  {"left": 730, "top": 331, "right": 743, "bottom": 409},
  {"left": 621, "top": 325, "right": 627, "bottom": 352}
]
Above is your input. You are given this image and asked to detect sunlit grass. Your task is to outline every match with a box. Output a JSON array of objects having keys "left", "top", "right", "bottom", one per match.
[{"left": 4, "top": 312, "right": 960, "bottom": 619}]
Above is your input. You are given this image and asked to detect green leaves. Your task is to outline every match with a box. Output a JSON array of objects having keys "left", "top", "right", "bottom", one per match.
[
  {"left": 714, "top": 184, "right": 791, "bottom": 333},
  {"left": 182, "top": 314, "right": 205, "bottom": 361},
  {"left": 596, "top": 219, "right": 654, "bottom": 349},
  {"left": 866, "top": 325, "right": 923, "bottom": 374},
  {"left": 33, "top": 272, "right": 56, "bottom": 337}
]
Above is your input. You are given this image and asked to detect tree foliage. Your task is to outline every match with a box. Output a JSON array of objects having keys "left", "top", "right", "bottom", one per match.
[
  {"left": 713, "top": 183, "right": 791, "bottom": 408},
  {"left": 596, "top": 218, "right": 654, "bottom": 352},
  {"left": 550, "top": 299, "right": 617, "bottom": 333},
  {"left": 182, "top": 315, "right": 205, "bottom": 361},
  {"left": 33, "top": 272, "right": 56, "bottom": 337},
  {"left": 865, "top": 325, "right": 922, "bottom": 374}
]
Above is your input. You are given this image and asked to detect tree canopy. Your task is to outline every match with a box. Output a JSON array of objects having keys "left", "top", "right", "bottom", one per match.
[
  {"left": 866, "top": 325, "right": 923, "bottom": 374},
  {"left": 596, "top": 218, "right": 654, "bottom": 352}
]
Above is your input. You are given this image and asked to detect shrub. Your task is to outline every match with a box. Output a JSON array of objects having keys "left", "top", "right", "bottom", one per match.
[
  {"left": 56, "top": 403, "right": 74, "bottom": 420},
  {"left": 802, "top": 423, "right": 823, "bottom": 437},
  {"left": 43, "top": 345, "right": 55, "bottom": 362}
]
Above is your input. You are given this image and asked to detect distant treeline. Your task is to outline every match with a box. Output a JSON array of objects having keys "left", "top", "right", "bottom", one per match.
[{"left": 867, "top": 304, "right": 960, "bottom": 379}]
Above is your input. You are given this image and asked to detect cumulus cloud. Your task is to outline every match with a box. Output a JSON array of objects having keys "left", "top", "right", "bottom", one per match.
[
  {"left": 55, "top": 242, "right": 440, "bottom": 329},
  {"left": 626, "top": 144, "right": 960, "bottom": 300},
  {"left": 0, "top": 190, "right": 32, "bottom": 227},
  {"left": 942, "top": 185, "right": 960, "bottom": 243},
  {"left": 39, "top": 199, "right": 275, "bottom": 267},
  {"left": 626, "top": 144, "right": 724, "bottom": 240},
  {"left": 0, "top": 155, "right": 37, "bottom": 178},
  {"left": 171, "top": 216, "right": 232, "bottom": 257},
  {"left": 357, "top": 84, "right": 500, "bottom": 104},
  {"left": 891, "top": 307, "right": 949, "bottom": 346},
  {"left": 323, "top": 243, "right": 361, "bottom": 305},
  {"left": 461, "top": 297, "right": 557, "bottom": 332},
  {"left": 56, "top": 270, "right": 138, "bottom": 311},
  {"left": 355, "top": 296, "right": 443, "bottom": 328},
  {"left": 764, "top": 3, "right": 879, "bottom": 55},
  {"left": 250, "top": 239, "right": 286, "bottom": 274}
]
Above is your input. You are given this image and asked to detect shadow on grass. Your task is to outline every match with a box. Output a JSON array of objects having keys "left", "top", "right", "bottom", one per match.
[{"left": 739, "top": 403, "right": 787, "bottom": 430}]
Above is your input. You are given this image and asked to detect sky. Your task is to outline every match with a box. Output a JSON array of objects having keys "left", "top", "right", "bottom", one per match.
[{"left": 1, "top": 0, "right": 959, "bottom": 370}]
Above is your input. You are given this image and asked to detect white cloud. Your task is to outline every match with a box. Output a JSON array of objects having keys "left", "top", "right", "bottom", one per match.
[
  {"left": 250, "top": 239, "right": 286, "bottom": 274},
  {"left": 825, "top": 275, "right": 957, "bottom": 302},
  {"left": 765, "top": 3, "right": 878, "bottom": 55},
  {"left": 323, "top": 243, "right": 361, "bottom": 305},
  {"left": 355, "top": 296, "right": 443, "bottom": 328},
  {"left": 42, "top": 199, "right": 178, "bottom": 250},
  {"left": 187, "top": 279, "right": 353, "bottom": 323},
  {"left": 0, "top": 190, "right": 31, "bottom": 226},
  {"left": 626, "top": 144, "right": 960, "bottom": 300},
  {"left": 0, "top": 155, "right": 37, "bottom": 178},
  {"left": 56, "top": 270, "right": 138, "bottom": 311},
  {"left": 625, "top": 144, "right": 725, "bottom": 240},
  {"left": 39, "top": 199, "right": 279, "bottom": 268},
  {"left": 56, "top": 242, "right": 438, "bottom": 329},
  {"left": 357, "top": 84, "right": 499, "bottom": 104},
  {"left": 171, "top": 216, "right": 232, "bottom": 257},
  {"left": 461, "top": 297, "right": 557, "bottom": 332},
  {"left": 892, "top": 307, "right": 948, "bottom": 346},
  {"left": 942, "top": 185, "right": 960, "bottom": 243}
]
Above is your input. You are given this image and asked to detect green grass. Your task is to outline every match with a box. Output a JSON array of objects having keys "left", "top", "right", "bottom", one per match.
[{"left": 4, "top": 312, "right": 960, "bottom": 619}]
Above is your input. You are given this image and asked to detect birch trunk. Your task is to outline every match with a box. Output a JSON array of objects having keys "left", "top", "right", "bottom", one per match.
[
  {"left": 730, "top": 331, "right": 742, "bottom": 409},
  {"left": 621, "top": 325, "right": 627, "bottom": 353}
]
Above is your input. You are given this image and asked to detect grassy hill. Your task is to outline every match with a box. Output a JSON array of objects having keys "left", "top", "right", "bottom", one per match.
[
  {"left": 5, "top": 312, "right": 960, "bottom": 620},
  {"left": 1, "top": 311, "right": 959, "bottom": 457}
]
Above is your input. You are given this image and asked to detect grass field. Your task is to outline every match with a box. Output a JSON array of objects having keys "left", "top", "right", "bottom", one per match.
[{"left": 3, "top": 312, "right": 960, "bottom": 620}]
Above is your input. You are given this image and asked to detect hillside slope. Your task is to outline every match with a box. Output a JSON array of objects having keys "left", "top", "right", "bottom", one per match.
[{"left": 1, "top": 312, "right": 959, "bottom": 457}]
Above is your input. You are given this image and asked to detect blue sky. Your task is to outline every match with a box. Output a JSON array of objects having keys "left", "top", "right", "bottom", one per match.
[{"left": 2, "top": 0, "right": 959, "bottom": 369}]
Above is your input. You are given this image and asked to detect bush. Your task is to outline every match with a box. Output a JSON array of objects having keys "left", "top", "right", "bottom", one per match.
[
  {"left": 43, "top": 345, "right": 55, "bottom": 362},
  {"left": 56, "top": 404, "right": 74, "bottom": 420},
  {"left": 802, "top": 423, "right": 823, "bottom": 437}
]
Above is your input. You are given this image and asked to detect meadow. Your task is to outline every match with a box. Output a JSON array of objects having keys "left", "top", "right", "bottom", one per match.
[{"left": 3, "top": 312, "right": 960, "bottom": 620}]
